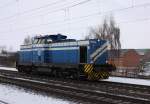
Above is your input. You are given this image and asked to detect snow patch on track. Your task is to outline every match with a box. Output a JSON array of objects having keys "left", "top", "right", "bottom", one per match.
[
  {"left": 104, "top": 76, "right": 150, "bottom": 86},
  {"left": 0, "top": 84, "right": 75, "bottom": 104},
  {"left": 0, "top": 66, "right": 17, "bottom": 71}
]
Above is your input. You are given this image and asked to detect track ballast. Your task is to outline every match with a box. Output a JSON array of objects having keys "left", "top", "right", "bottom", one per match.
[{"left": 0, "top": 69, "right": 149, "bottom": 104}]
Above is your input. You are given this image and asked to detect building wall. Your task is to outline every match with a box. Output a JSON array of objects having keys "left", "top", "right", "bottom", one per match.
[
  {"left": 110, "top": 49, "right": 141, "bottom": 77},
  {"left": 0, "top": 53, "right": 17, "bottom": 67},
  {"left": 122, "top": 49, "right": 141, "bottom": 67}
]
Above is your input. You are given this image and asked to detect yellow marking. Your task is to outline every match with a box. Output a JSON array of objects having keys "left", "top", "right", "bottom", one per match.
[
  {"left": 105, "top": 73, "right": 107, "bottom": 77},
  {"left": 106, "top": 73, "right": 109, "bottom": 77},
  {"left": 86, "top": 65, "right": 91, "bottom": 72},
  {"left": 86, "top": 65, "right": 93, "bottom": 73},
  {"left": 89, "top": 72, "right": 94, "bottom": 80},
  {"left": 95, "top": 73, "right": 100, "bottom": 80},
  {"left": 102, "top": 72, "right": 105, "bottom": 77},
  {"left": 84, "top": 64, "right": 89, "bottom": 69},
  {"left": 84, "top": 65, "right": 111, "bottom": 80},
  {"left": 88, "top": 72, "right": 93, "bottom": 79},
  {"left": 88, "top": 65, "right": 93, "bottom": 73},
  {"left": 105, "top": 72, "right": 107, "bottom": 77},
  {"left": 103, "top": 72, "right": 106, "bottom": 78},
  {"left": 101, "top": 72, "right": 103, "bottom": 79},
  {"left": 97, "top": 73, "right": 100, "bottom": 77},
  {"left": 94, "top": 73, "right": 98, "bottom": 79},
  {"left": 84, "top": 65, "right": 88, "bottom": 71},
  {"left": 88, "top": 69, "right": 92, "bottom": 74},
  {"left": 96, "top": 75, "right": 100, "bottom": 79},
  {"left": 94, "top": 73, "right": 98, "bottom": 80},
  {"left": 85, "top": 66, "right": 90, "bottom": 73},
  {"left": 84, "top": 64, "right": 90, "bottom": 72},
  {"left": 95, "top": 73, "right": 99, "bottom": 78},
  {"left": 101, "top": 75, "right": 104, "bottom": 79}
]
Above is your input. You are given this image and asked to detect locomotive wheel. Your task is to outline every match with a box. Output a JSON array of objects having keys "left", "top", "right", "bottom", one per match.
[
  {"left": 24, "top": 67, "right": 32, "bottom": 74},
  {"left": 31, "top": 67, "right": 37, "bottom": 75},
  {"left": 73, "top": 72, "right": 80, "bottom": 80},
  {"left": 17, "top": 66, "right": 23, "bottom": 72}
]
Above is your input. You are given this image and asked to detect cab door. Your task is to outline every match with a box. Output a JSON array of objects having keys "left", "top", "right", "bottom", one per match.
[{"left": 79, "top": 46, "right": 87, "bottom": 63}]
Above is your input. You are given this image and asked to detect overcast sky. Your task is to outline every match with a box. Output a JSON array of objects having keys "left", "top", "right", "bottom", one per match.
[{"left": 0, "top": 0, "right": 150, "bottom": 51}]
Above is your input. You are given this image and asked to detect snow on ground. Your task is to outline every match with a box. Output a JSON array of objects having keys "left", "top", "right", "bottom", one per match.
[
  {"left": 0, "top": 83, "right": 75, "bottom": 104},
  {"left": 104, "top": 76, "right": 150, "bottom": 86},
  {"left": 0, "top": 66, "right": 17, "bottom": 71}
]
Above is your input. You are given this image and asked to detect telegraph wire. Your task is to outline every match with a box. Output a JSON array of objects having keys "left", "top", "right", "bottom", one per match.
[
  {"left": 0, "top": 0, "right": 17, "bottom": 9},
  {"left": 118, "top": 17, "right": 150, "bottom": 24},
  {"left": 131, "top": 0, "right": 134, "bottom": 7},
  {"left": 0, "top": 0, "right": 149, "bottom": 26},
  {"left": 1, "top": 0, "right": 150, "bottom": 30},
  {"left": 0, "top": 0, "right": 92, "bottom": 22},
  {"left": 0, "top": 0, "right": 64, "bottom": 21},
  {"left": 67, "top": 0, "right": 92, "bottom": 8},
  {"left": 16, "top": 0, "right": 63, "bottom": 15},
  {"left": 1, "top": 0, "right": 150, "bottom": 33},
  {"left": 1, "top": 15, "right": 150, "bottom": 34}
]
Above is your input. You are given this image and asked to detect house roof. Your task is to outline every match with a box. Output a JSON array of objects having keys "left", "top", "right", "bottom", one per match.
[
  {"left": 135, "top": 49, "right": 150, "bottom": 55},
  {"left": 109, "top": 49, "right": 150, "bottom": 58}
]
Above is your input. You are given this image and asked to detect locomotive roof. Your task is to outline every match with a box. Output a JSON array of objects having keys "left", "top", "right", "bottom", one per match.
[{"left": 34, "top": 34, "right": 67, "bottom": 41}]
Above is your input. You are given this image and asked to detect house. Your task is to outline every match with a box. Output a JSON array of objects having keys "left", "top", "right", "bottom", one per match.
[
  {"left": 138, "top": 51, "right": 150, "bottom": 78},
  {"left": 109, "top": 49, "right": 150, "bottom": 78},
  {"left": 0, "top": 51, "right": 17, "bottom": 67}
]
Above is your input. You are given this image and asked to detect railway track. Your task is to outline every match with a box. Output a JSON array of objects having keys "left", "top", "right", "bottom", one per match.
[{"left": 0, "top": 69, "right": 150, "bottom": 104}]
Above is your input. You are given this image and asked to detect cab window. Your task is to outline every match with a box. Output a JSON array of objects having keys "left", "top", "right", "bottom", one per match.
[
  {"left": 40, "top": 39, "right": 45, "bottom": 44},
  {"left": 46, "top": 39, "right": 52, "bottom": 44},
  {"left": 33, "top": 39, "right": 38, "bottom": 44},
  {"left": 37, "top": 39, "right": 42, "bottom": 44}
]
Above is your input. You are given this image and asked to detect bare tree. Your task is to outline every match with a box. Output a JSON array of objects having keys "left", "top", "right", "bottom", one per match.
[
  {"left": 23, "top": 35, "right": 32, "bottom": 45},
  {"left": 85, "top": 16, "right": 121, "bottom": 62},
  {"left": 86, "top": 16, "right": 121, "bottom": 50},
  {"left": 0, "top": 46, "right": 7, "bottom": 54}
]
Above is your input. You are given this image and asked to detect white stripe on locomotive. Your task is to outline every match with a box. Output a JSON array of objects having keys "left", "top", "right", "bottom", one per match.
[
  {"left": 93, "top": 47, "right": 107, "bottom": 62},
  {"left": 20, "top": 47, "right": 79, "bottom": 51},
  {"left": 21, "top": 40, "right": 89, "bottom": 50},
  {"left": 90, "top": 41, "right": 108, "bottom": 59}
]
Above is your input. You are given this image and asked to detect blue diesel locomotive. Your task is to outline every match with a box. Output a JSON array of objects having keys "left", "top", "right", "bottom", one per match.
[{"left": 17, "top": 34, "right": 115, "bottom": 80}]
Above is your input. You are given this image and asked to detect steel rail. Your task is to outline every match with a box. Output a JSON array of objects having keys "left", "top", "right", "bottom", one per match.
[{"left": 0, "top": 72, "right": 150, "bottom": 104}]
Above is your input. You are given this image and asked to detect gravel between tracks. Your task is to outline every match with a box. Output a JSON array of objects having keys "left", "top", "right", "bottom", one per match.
[{"left": 0, "top": 69, "right": 150, "bottom": 104}]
